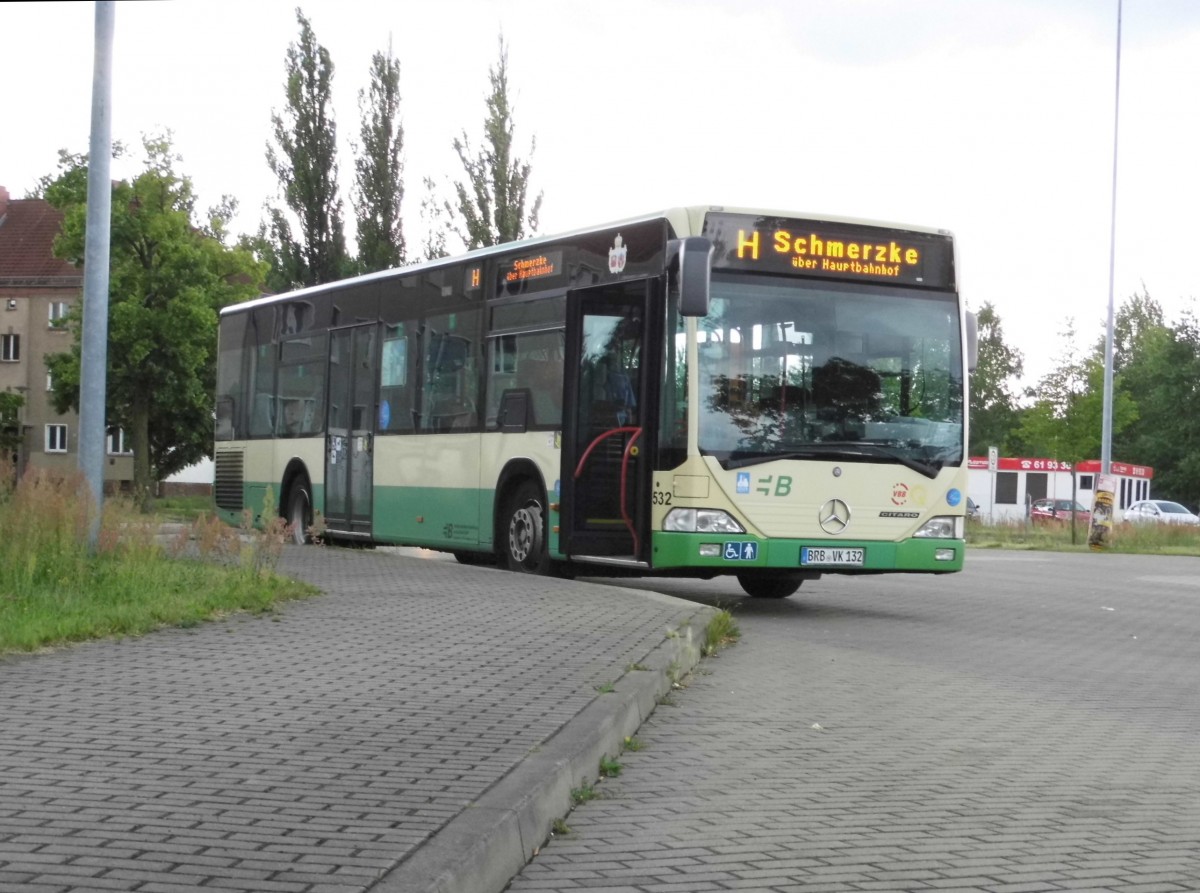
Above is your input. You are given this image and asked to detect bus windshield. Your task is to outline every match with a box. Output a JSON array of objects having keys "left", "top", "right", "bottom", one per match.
[{"left": 695, "top": 274, "right": 964, "bottom": 474}]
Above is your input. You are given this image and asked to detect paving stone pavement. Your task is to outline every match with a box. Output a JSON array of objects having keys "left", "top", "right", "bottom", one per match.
[
  {"left": 507, "top": 552, "right": 1200, "bottom": 893},
  {"left": 0, "top": 545, "right": 714, "bottom": 893}
]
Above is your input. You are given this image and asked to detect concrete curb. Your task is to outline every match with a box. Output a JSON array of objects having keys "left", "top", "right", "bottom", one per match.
[{"left": 371, "top": 598, "right": 717, "bottom": 893}]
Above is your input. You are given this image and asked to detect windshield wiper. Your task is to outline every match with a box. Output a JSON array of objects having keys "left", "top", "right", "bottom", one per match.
[{"left": 722, "top": 442, "right": 942, "bottom": 478}]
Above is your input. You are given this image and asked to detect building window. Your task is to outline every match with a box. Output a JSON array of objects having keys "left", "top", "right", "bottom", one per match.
[
  {"left": 49, "top": 302, "right": 70, "bottom": 325},
  {"left": 107, "top": 427, "right": 132, "bottom": 455},
  {"left": 45, "top": 424, "right": 68, "bottom": 453},
  {"left": 47, "top": 372, "right": 54, "bottom": 391},
  {"left": 1, "top": 333, "right": 18, "bottom": 362},
  {"left": 995, "top": 471, "right": 1018, "bottom": 505}
]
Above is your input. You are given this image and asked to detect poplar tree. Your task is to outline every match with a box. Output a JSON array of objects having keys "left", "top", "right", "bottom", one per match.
[
  {"left": 352, "top": 41, "right": 405, "bottom": 272},
  {"left": 264, "top": 7, "right": 348, "bottom": 289},
  {"left": 447, "top": 36, "right": 543, "bottom": 249}
]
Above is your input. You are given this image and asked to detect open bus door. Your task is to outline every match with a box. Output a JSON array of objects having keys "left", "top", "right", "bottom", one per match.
[
  {"left": 324, "top": 323, "right": 377, "bottom": 538},
  {"left": 561, "top": 280, "right": 658, "bottom": 564}
]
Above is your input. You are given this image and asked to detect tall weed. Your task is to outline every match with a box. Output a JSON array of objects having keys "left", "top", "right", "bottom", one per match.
[{"left": 0, "top": 471, "right": 314, "bottom": 655}]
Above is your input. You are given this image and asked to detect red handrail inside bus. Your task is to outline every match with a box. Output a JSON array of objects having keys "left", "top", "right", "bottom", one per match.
[{"left": 573, "top": 426, "right": 643, "bottom": 556}]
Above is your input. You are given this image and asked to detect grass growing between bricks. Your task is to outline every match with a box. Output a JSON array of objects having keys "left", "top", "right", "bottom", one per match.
[{"left": 0, "top": 469, "right": 316, "bottom": 655}]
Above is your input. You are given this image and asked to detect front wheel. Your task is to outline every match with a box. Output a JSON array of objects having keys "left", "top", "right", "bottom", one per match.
[
  {"left": 502, "top": 480, "right": 551, "bottom": 574},
  {"left": 737, "top": 574, "right": 802, "bottom": 599}
]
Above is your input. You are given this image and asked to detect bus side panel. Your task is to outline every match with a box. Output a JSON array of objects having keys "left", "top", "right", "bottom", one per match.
[{"left": 371, "top": 434, "right": 483, "bottom": 547}]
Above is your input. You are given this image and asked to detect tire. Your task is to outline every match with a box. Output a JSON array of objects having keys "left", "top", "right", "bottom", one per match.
[
  {"left": 502, "top": 480, "right": 551, "bottom": 574},
  {"left": 286, "top": 483, "right": 312, "bottom": 546},
  {"left": 737, "top": 574, "right": 802, "bottom": 599}
]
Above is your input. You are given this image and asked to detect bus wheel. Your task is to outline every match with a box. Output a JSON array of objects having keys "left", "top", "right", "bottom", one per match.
[
  {"left": 503, "top": 481, "right": 550, "bottom": 574},
  {"left": 737, "top": 574, "right": 802, "bottom": 599},
  {"left": 286, "top": 484, "right": 312, "bottom": 546}
]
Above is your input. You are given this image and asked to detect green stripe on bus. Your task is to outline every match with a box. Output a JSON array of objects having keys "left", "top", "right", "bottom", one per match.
[{"left": 650, "top": 532, "right": 963, "bottom": 573}]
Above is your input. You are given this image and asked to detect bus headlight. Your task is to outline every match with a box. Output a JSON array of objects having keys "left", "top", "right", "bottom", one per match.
[
  {"left": 913, "top": 516, "right": 962, "bottom": 539},
  {"left": 663, "top": 508, "right": 745, "bottom": 534}
]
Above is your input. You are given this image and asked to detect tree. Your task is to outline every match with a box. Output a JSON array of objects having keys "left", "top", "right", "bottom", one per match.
[
  {"left": 352, "top": 40, "right": 405, "bottom": 273},
  {"left": 42, "top": 136, "right": 265, "bottom": 509},
  {"left": 0, "top": 392, "right": 23, "bottom": 466},
  {"left": 1110, "top": 285, "right": 1165, "bottom": 374},
  {"left": 968, "top": 301, "right": 1025, "bottom": 456},
  {"left": 446, "top": 35, "right": 543, "bottom": 250},
  {"left": 418, "top": 176, "right": 450, "bottom": 261},
  {"left": 263, "top": 7, "right": 349, "bottom": 290},
  {"left": 1112, "top": 302, "right": 1200, "bottom": 506},
  {"left": 1013, "top": 319, "right": 1135, "bottom": 464}
]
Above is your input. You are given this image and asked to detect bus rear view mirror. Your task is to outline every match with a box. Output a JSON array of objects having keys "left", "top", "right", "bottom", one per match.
[{"left": 669, "top": 237, "right": 713, "bottom": 318}]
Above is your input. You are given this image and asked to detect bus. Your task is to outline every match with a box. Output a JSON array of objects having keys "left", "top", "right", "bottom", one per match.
[{"left": 214, "top": 206, "right": 975, "bottom": 598}]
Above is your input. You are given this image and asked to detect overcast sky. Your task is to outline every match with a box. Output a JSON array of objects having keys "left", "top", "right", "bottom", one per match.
[{"left": 3, "top": 0, "right": 1198, "bottom": 385}]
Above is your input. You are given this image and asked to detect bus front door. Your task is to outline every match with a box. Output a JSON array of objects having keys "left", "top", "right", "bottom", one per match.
[
  {"left": 324, "top": 323, "right": 377, "bottom": 537},
  {"left": 562, "top": 280, "right": 656, "bottom": 563}
]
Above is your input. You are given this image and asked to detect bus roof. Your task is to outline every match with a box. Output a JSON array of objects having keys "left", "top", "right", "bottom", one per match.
[{"left": 222, "top": 205, "right": 954, "bottom": 316}]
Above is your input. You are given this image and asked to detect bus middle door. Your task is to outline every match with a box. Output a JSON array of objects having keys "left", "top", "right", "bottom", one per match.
[
  {"left": 324, "top": 322, "right": 378, "bottom": 538},
  {"left": 562, "top": 280, "right": 656, "bottom": 563}
]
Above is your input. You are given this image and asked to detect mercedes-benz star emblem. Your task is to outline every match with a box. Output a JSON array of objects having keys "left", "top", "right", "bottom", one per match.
[{"left": 818, "top": 498, "right": 851, "bottom": 535}]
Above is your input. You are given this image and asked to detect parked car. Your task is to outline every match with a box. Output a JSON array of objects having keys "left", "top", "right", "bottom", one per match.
[
  {"left": 966, "top": 497, "right": 980, "bottom": 520},
  {"left": 1030, "top": 498, "right": 1090, "bottom": 525},
  {"left": 1123, "top": 500, "right": 1200, "bottom": 526}
]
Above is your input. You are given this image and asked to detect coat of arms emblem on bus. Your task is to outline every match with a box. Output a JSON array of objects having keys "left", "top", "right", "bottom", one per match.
[{"left": 608, "top": 234, "right": 627, "bottom": 274}]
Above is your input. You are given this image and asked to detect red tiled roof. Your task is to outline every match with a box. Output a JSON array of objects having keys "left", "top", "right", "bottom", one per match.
[{"left": 0, "top": 198, "right": 81, "bottom": 280}]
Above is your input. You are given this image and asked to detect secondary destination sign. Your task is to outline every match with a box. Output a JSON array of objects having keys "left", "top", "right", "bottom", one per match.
[{"left": 704, "top": 212, "right": 955, "bottom": 289}]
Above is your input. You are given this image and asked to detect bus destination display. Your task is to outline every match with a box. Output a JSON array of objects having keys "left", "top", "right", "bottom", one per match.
[{"left": 705, "top": 212, "right": 954, "bottom": 289}]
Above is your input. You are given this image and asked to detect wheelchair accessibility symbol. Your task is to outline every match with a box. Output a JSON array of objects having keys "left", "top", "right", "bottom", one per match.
[{"left": 723, "top": 541, "right": 758, "bottom": 561}]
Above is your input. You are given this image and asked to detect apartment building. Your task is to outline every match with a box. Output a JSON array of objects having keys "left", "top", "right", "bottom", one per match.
[{"left": 0, "top": 184, "right": 133, "bottom": 486}]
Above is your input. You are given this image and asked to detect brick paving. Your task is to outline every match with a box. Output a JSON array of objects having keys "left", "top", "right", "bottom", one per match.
[
  {"left": 508, "top": 552, "right": 1200, "bottom": 893},
  {"left": 0, "top": 546, "right": 710, "bottom": 893}
]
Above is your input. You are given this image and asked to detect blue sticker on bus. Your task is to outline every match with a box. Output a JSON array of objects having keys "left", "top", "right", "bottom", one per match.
[
  {"left": 723, "top": 541, "right": 758, "bottom": 561},
  {"left": 379, "top": 400, "right": 391, "bottom": 430},
  {"left": 736, "top": 472, "right": 751, "bottom": 494},
  {"left": 947, "top": 488, "right": 962, "bottom": 507}
]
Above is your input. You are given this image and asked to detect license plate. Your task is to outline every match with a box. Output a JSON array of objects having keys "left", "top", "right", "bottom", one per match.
[{"left": 801, "top": 547, "right": 865, "bottom": 566}]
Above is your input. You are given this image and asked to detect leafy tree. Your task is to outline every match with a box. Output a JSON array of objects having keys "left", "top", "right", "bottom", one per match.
[
  {"left": 42, "top": 136, "right": 265, "bottom": 509},
  {"left": 1014, "top": 319, "right": 1135, "bottom": 464},
  {"left": 968, "top": 301, "right": 1024, "bottom": 456},
  {"left": 419, "top": 176, "right": 451, "bottom": 260},
  {"left": 1109, "top": 285, "right": 1165, "bottom": 374},
  {"left": 263, "top": 7, "right": 349, "bottom": 290},
  {"left": 1112, "top": 303, "right": 1200, "bottom": 506},
  {"left": 446, "top": 35, "right": 543, "bottom": 249},
  {"left": 352, "top": 40, "right": 405, "bottom": 272},
  {"left": 0, "top": 392, "right": 23, "bottom": 462}
]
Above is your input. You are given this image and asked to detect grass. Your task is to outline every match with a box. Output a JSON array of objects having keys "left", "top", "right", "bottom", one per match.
[
  {"left": 0, "top": 467, "right": 316, "bottom": 656},
  {"left": 703, "top": 608, "right": 741, "bottom": 656},
  {"left": 967, "top": 517, "right": 1200, "bottom": 555},
  {"left": 150, "top": 493, "right": 215, "bottom": 522},
  {"left": 570, "top": 783, "right": 598, "bottom": 806}
]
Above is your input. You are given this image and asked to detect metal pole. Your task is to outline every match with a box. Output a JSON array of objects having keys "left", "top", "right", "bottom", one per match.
[
  {"left": 1101, "top": 0, "right": 1122, "bottom": 475},
  {"left": 80, "top": 1, "right": 115, "bottom": 550}
]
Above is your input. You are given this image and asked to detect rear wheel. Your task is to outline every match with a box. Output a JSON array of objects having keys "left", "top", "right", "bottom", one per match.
[
  {"left": 286, "top": 483, "right": 312, "bottom": 546},
  {"left": 502, "top": 480, "right": 551, "bottom": 574},
  {"left": 737, "top": 574, "right": 802, "bottom": 599}
]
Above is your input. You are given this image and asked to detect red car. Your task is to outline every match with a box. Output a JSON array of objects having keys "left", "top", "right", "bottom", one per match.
[{"left": 1030, "top": 498, "right": 1090, "bottom": 524}]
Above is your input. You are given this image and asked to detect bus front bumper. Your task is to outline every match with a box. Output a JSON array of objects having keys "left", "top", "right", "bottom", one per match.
[{"left": 649, "top": 531, "right": 965, "bottom": 574}]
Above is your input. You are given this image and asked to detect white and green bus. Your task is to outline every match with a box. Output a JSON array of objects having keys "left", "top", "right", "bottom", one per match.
[{"left": 214, "top": 206, "right": 974, "bottom": 597}]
